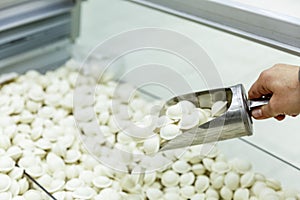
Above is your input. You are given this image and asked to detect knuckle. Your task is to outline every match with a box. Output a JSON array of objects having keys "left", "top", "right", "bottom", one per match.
[
  {"left": 273, "top": 63, "right": 284, "bottom": 69},
  {"left": 260, "top": 70, "right": 271, "bottom": 80}
]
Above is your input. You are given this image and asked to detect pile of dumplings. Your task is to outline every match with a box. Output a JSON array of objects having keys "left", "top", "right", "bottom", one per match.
[{"left": 0, "top": 60, "right": 299, "bottom": 200}]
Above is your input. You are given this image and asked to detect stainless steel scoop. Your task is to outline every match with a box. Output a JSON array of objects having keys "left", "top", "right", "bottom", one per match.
[{"left": 159, "top": 84, "right": 269, "bottom": 151}]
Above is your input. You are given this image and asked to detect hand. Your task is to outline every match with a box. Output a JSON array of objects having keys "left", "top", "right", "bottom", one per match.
[{"left": 248, "top": 64, "right": 300, "bottom": 120}]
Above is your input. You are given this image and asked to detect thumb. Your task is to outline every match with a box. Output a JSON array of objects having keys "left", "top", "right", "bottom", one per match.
[
  {"left": 251, "top": 104, "right": 275, "bottom": 119},
  {"left": 261, "top": 104, "right": 276, "bottom": 118},
  {"left": 251, "top": 108, "right": 263, "bottom": 119},
  {"left": 251, "top": 102, "right": 280, "bottom": 119}
]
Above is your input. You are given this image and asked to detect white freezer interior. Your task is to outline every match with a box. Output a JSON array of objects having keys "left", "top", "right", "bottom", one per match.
[{"left": 77, "top": 0, "right": 300, "bottom": 188}]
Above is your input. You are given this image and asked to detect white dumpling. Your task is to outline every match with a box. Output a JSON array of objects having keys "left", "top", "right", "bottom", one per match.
[
  {"left": 160, "top": 124, "right": 181, "bottom": 140},
  {"left": 143, "top": 134, "right": 160, "bottom": 154},
  {"left": 166, "top": 104, "right": 183, "bottom": 120},
  {"left": 161, "top": 170, "right": 180, "bottom": 187},
  {"left": 177, "top": 100, "right": 196, "bottom": 114},
  {"left": 178, "top": 111, "right": 201, "bottom": 130},
  {"left": 0, "top": 174, "right": 11, "bottom": 193}
]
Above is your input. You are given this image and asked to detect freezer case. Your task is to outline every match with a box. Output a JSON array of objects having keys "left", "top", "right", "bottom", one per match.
[
  {"left": 0, "top": 0, "right": 299, "bottom": 199},
  {"left": 0, "top": 0, "right": 82, "bottom": 74}
]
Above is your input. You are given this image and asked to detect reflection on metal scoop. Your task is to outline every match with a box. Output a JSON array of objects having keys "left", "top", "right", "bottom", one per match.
[{"left": 159, "top": 84, "right": 269, "bottom": 151}]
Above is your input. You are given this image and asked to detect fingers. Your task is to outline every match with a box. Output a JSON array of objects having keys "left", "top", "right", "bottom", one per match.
[
  {"left": 251, "top": 96, "right": 279, "bottom": 119},
  {"left": 260, "top": 103, "right": 277, "bottom": 118},
  {"left": 274, "top": 115, "right": 286, "bottom": 121},
  {"left": 248, "top": 72, "right": 272, "bottom": 99},
  {"left": 251, "top": 106, "right": 273, "bottom": 119},
  {"left": 251, "top": 107, "right": 286, "bottom": 121}
]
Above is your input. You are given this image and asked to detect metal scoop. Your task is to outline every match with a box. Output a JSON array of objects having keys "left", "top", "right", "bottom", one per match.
[{"left": 159, "top": 84, "right": 269, "bottom": 151}]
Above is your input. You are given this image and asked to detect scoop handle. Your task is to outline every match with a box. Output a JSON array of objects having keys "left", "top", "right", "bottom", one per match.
[{"left": 248, "top": 98, "right": 270, "bottom": 110}]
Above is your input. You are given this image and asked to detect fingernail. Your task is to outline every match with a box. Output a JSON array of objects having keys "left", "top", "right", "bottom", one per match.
[{"left": 252, "top": 109, "right": 262, "bottom": 118}]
